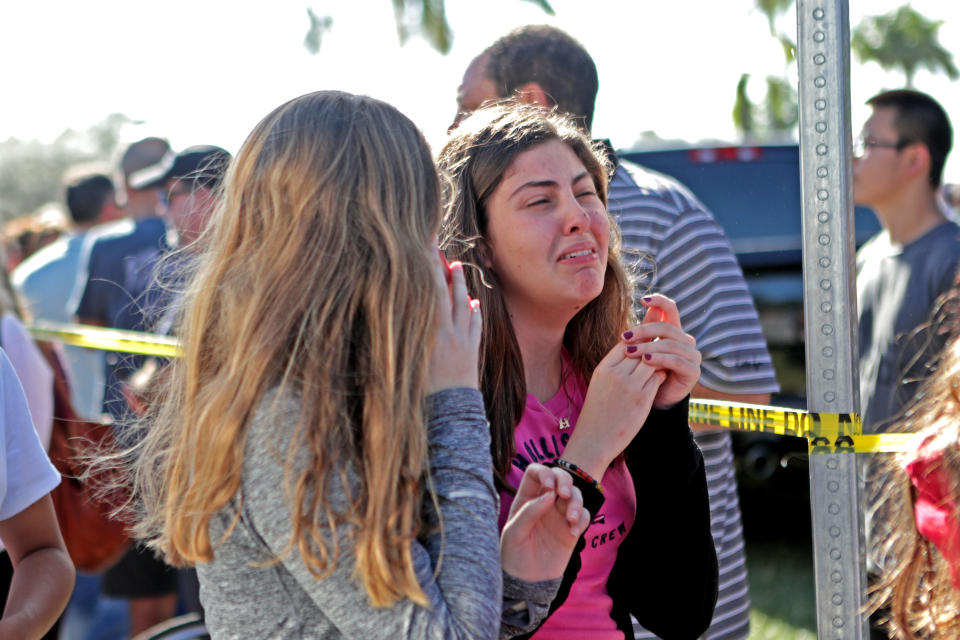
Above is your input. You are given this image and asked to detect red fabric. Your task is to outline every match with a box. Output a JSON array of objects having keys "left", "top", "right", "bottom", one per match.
[
  {"left": 39, "top": 341, "right": 131, "bottom": 572},
  {"left": 905, "top": 446, "right": 960, "bottom": 589}
]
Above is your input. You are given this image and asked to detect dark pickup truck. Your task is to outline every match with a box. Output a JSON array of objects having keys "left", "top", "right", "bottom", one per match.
[{"left": 620, "top": 145, "right": 880, "bottom": 490}]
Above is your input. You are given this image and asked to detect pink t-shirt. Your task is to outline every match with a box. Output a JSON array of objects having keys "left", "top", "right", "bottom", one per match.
[{"left": 498, "top": 355, "right": 637, "bottom": 640}]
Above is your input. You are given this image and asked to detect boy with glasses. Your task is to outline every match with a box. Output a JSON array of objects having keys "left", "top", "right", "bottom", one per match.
[
  {"left": 855, "top": 89, "right": 960, "bottom": 639},
  {"left": 855, "top": 89, "right": 958, "bottom": 434}
]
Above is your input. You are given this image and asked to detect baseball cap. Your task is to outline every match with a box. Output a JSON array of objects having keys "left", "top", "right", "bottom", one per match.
[{"left": 129, "top": 145, "right": 231, "bottom": 191}]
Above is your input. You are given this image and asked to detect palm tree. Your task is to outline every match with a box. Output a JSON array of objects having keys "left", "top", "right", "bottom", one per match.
[{"left": 852, "top": 6, "right": 958, "bottom": 87}]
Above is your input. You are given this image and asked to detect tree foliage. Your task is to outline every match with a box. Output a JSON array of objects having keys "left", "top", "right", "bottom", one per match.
[
  {"left": 733, "top": 0, "right": 798, "bottom": 140},
  {"left": 0, "top": 114, "right": 128, "bottom": 222},
  {"left": 735, "top": 3, "right": 957, "bottom": 138},
  {"left": 765, "top": 76, "right": 798, "bottom": 132},
  {"left": 305, "top": 0, "right": 553, "bottom": 55},
  {"left": 756, "top": 0, "right": 793, "bottom": 36},
  {"left": 0, "top": 140, "right": 89, "bottom": 221},
  {"left": 392, "top": 0, "right": 453, "bottom": 54},
  {"left": 852, "top": 5, "right": 958, "bottom": 87},
  {"left": 304, "top": 8, "right": 333, "bottom": 55},
  {"left": 733, "top": 74, "right": 755, "bottom": 137}
]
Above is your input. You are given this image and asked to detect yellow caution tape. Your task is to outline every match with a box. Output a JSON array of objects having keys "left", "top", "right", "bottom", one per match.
[
  {"left": 808, "top": 433, "right": 917, "bottom": 455},
  {"left": 28, "top": 322, "right": 181, "bottom": 359},
  {"left": 25, "top": 323, "right": 916, "bottom": 454},
  {"left": 689, "top": 399, "right": 861, "bottom": 439},
  {"left": 689, "top": 399, "right": 908, "bottom": 454}
]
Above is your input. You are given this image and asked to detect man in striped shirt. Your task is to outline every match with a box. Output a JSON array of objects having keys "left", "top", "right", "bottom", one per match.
[{"left": 452, "top": 25, "right": 780, "bottom": 640}]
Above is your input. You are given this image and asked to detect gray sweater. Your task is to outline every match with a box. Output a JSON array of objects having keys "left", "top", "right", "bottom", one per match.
[{"left": 197, "top": 387, "right": 554, "bottom": 639}]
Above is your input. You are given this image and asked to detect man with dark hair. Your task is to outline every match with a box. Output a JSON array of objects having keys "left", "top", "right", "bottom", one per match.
[
  {"left": 863, "top": 90, "right": 952, "bottom": 189},
  {"left": 452, "top": 25, "right": 778, "bottom": 640},
  {"left": 855, "top": 89, "right": 959, "bottom": 434},
  {"left": 855, "top": 91, "right": 960, "bottom": 640},
  {"left": 13, "top": 173, "right": 121, "bottom": 419},
  {"left": 451, "top": 26, "right": 598, "bottom": 133},
  {"left": 65, "top": 175, "right": 120, "bottom": 226},
  {"left": 485, "top": 25, "right": 598, "bottom": 129}
]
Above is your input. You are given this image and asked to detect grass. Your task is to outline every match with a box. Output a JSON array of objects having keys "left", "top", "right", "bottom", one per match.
[
  {"left": 739, "top": 463, "right": 818, "bottom": 640},
  {"left": 746, "top": 540, "right": 817, "bottom": 640}
]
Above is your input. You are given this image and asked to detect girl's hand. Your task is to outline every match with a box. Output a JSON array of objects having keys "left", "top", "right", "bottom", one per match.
[
  {"left": 560, "top": 344, "right": 667, "bottom": 480},
  {"left": 426, "top": 248, "right": 482, "bottom": 393},
  {"left": 622, "top": 294, "right": 701, "bottom": 409},
  {"left": 500, "top": 464, "right": 590, "bottom": 583}
]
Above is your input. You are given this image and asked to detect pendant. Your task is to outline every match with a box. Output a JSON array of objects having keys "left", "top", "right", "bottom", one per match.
[{"left": 558, "top": 417, "right": 571, "bottom": 430}]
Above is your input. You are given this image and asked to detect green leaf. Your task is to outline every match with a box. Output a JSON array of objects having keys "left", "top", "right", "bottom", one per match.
[
  {"left": 778, "top": 34, "right": 796, "bottom": 65},
  {"left": 765, "top": 76, "right": 798, "bottom": 132},
  {"left": 522, "top": 0, "right": 555, "bottom": 15},
  {"left": 756, "top": 0, "right": 793, "bottom": 35},
  {"left": 733, "top": 73, "right": 755, "bottom": 137},
  {"left": 852, "top": 5, "right": 957, "bottom": 87},
  {"left": 420, "top": 0, "right": 452, "bottom": 54},
  {"left": 303, "top": 8, "right": 333, "bottom": 55},
  {"left": 388, "top": 0, "right": 553, "bottom": 54}
]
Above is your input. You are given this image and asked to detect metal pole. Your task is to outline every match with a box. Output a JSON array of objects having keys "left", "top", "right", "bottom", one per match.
[{"left": 796, "top": 1, "right": 869, "bottom": 637}]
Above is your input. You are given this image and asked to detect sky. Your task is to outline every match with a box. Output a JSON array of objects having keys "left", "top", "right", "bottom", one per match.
[{"left": 1, "top": 0, "right": 958, "bottom": 180}]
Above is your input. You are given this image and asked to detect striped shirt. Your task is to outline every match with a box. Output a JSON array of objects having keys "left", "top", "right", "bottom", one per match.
[{"left": 608, "top": 159, "right": 779, "bottom": 640}]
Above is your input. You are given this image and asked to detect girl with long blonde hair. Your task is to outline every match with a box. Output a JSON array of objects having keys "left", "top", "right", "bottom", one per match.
[
  {"left": 439, "top": 103, "right": 717, "bottom": 639},
  {"left": 128, "top": 91, "right": 589, "bottom": 639}
]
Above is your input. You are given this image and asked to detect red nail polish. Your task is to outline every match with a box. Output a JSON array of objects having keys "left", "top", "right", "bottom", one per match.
[
  {"left": 627, "top": 345, "right": 638, "bottom": 353},
  {"left": 642, "top": 296, "right": 652, "bottom": 303},
  {"left": 622, "top": 330, "right": 633, "bottom": 340},
  {"left": 644, "top": 353, "right": 652, "bottom": 360},
  {"left": 438, "top": 249, "right": 452, "bottom": 284}
]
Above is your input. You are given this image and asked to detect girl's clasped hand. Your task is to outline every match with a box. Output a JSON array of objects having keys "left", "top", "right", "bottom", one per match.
[
  {"left": 563, "top": 295, "right": 701, "bottom": 481},
  {"left": 626, "top": 294, "right": 702, "bottom": 410}
]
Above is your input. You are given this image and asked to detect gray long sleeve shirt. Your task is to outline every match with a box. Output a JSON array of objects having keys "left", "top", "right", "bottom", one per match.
[{"left": 197, "top": 387, "right": 508, "bottom": 639}]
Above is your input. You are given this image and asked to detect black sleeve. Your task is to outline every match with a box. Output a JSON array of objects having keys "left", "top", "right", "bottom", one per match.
[{"left": 608, "top": 397, "right": 718, "bottom": 640}]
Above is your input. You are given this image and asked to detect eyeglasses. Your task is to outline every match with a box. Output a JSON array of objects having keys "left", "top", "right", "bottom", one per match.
[{"left": 853, "top": 135, "right": 913, "bottom": 158}]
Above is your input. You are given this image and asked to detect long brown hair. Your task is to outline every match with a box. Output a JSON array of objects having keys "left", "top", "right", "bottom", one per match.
[
  {"left": 870, "top": 289, "right": 960, "bottom": 638},
  {"left": 438, "top": 102, "right": 634, "bottom": 487},
  {"left": 131, "top": 91, "right": 441, "bottom": 607}
]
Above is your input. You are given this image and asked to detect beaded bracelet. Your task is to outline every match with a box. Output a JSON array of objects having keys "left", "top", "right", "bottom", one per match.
[{"left": 554, "top": 458, "right": 603, "bottom": 494}]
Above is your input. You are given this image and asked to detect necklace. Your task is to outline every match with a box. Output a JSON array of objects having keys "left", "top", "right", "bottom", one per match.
[
  {"left": 540, "top": 355, "right": 571, "bottom": 431},
  {"left": 540, "top": 397, "right": 572, "bottom": 430},
  {"left": 537, "top": 354, "right": 572, "bottom": 429}
]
